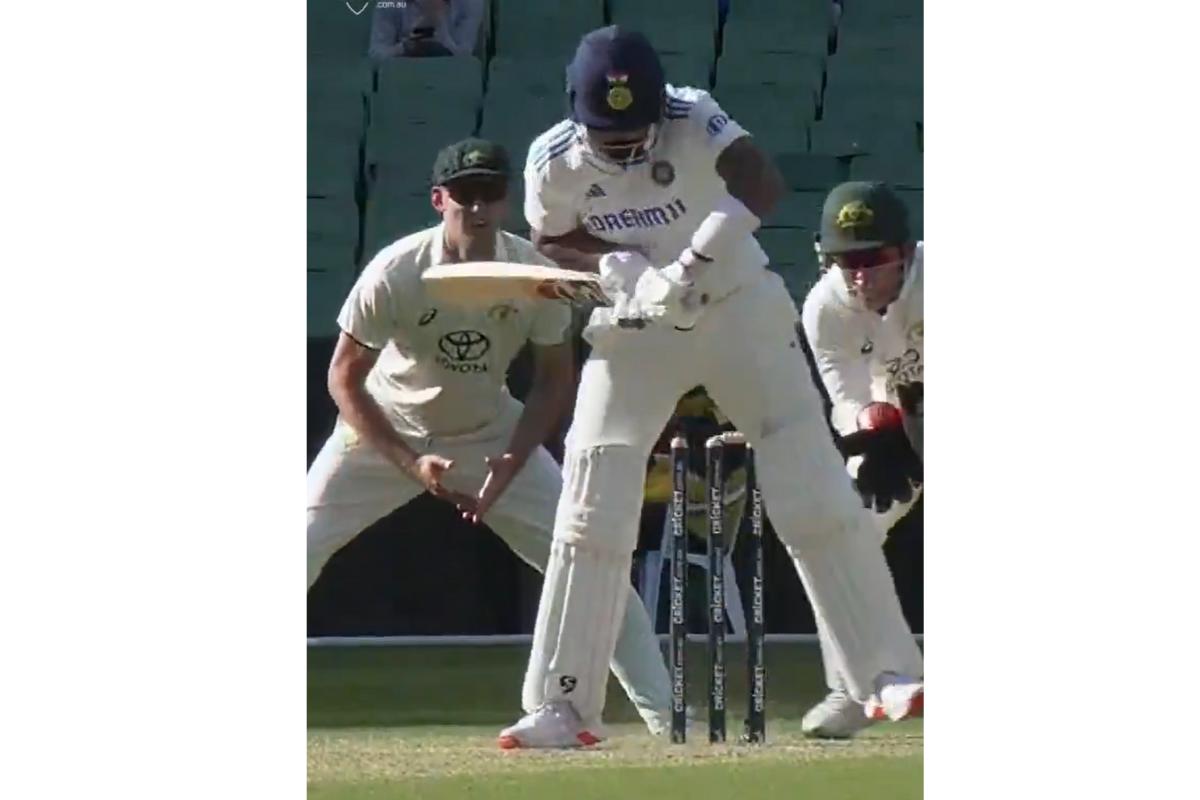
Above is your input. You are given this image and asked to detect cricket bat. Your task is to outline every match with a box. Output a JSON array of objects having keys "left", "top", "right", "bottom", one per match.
[{"left": 420, "top": 261, "right": 611, "bottom": 307}]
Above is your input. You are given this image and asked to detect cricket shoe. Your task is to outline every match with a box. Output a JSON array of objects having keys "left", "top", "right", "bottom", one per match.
[
  {"left": 864, "top": 672, "right": 924, "bottom": 722},
  {"left": 801, "top": 689, "right": 877, "bottom": 739},
  {"left": 497, "top": 700, "right": 603, "bottom": 749}
]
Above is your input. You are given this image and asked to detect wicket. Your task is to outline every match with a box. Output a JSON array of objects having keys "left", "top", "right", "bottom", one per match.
[{"left": 668, "top": 430, "right": 766, "bottom": 745}]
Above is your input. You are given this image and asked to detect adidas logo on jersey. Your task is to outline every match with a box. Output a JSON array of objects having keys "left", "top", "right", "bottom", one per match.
[{"left": 586, "top": 183, "right": 606, "bottom": 198}]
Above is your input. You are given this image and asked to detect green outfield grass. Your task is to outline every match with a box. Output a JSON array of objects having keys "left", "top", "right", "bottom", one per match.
[{"left": 308, "top": 642, "right": 922, "bottom": 799}]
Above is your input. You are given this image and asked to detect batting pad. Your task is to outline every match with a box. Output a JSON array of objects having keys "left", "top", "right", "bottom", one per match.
[{"left": 522, "top": 539, "right": 634, "bottom": 728}]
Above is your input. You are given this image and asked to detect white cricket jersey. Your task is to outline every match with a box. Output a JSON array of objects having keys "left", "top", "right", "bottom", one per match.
[
  {"left": 801, "top": 242, "right": 924, "bottom": 435},
  {"left": 524, "top": 85, "right": 768, "bottom": 302},
  {"left": 336, "top": 224, "right": 572, "bottom": 438}
]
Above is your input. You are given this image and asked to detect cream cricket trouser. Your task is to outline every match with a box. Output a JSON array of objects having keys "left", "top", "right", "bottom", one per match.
[
  {"left": 816, "top": 489, "right": 923, "bottom": 693},
  {"left": 522, "top": 269, "right": 925, "bottom": 727},
  {"left": 306, "top": 397, "right": 672, "bottom": 716}
]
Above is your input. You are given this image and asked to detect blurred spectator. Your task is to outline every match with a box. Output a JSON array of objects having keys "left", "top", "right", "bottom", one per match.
[{"left": 369, "top": 0, "right": 484, "bottom": 59}]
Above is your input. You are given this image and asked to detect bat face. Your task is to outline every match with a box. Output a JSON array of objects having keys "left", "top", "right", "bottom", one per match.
[{"left": 422, "top": 261, "right": 610, "bottom": 308}]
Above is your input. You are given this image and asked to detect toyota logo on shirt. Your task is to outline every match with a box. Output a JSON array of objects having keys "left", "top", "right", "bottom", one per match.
[{"left": 438, "top": 330, "right": 491, "bottom": 362}]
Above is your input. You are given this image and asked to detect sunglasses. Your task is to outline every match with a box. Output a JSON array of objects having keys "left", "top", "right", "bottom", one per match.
[
  {"left": 444, "top": 179, "right": 507, "bottom": 205},
  {"left": 830, "top": 249, "right": 905, "bottom": 272}
]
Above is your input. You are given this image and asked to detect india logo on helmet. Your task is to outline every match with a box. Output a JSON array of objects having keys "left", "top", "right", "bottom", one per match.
[{"left": 605, "top": 72, "right": 633, "bottom": 110}]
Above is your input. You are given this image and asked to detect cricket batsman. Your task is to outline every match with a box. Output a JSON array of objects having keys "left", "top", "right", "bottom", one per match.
[
  {"left": 799, "top": 181, "right": 925, "bottom": 738},
  {"left": 497, "top": 27, "right": 924, "bottom": 749},
  {"left": 307, "top": 137, "right": 676, "bottom": 735}
]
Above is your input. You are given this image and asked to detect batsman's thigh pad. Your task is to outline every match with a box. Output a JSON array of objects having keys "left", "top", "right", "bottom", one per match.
[
  {"left": 699, "top": 272, "right": 820, "bottom": 441},
  {"left": 565, "top": 328, "right": 699, "bottom": 450}
]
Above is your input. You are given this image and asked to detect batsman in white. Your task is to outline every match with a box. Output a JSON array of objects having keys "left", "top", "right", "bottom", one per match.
[
  {"left": 498, "top": 27, "right": 924, "bottom": 749},
  {"left": 799, "top": 181, "right": 925, "bottom": 739},
  {"left": 307, "top": 137, "right": 676, "bottom": 735}
]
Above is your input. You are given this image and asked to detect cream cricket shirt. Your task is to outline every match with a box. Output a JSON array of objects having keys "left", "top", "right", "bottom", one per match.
[
  {"left": 801, "top": 242, "right": 925, "bottom": 436},
  {"left": 337, "top": 225, "right": 572, "bottom": 438}
]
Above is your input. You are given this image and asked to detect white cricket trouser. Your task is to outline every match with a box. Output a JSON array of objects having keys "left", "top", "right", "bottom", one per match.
[
  {"left": 816, "top": 490, "right": 923, "bottom": 693},
  {"left": 522, "top": 269, "right": 924, "bottom": 727},
  {"left": 306, "top": 397, "right": 672, "bottom": 717}
]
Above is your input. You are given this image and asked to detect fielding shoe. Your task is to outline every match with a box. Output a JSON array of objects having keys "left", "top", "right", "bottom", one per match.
[
  {"left": 801, "top": 689, "right": 877, "bottom": 739},
  {"left": 497, "top": 700, "right": 603, "bottom": 749},
  {"left": 864, "top": 672, "right": 924, "bottom": 722}
]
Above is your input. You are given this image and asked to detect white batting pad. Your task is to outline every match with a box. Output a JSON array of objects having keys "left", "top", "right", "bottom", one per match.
[{"left": 522, "top": 539, "right": 633, "bottom": 727}]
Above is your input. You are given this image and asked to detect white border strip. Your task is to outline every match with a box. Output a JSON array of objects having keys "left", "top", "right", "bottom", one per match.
[{"left": 307, "top": 633, "right": 924, "bottom": 647}]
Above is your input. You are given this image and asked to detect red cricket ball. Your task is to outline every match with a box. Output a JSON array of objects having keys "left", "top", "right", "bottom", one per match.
[{"left": 856, "top": 402, "right": 904, "bottom": 431}]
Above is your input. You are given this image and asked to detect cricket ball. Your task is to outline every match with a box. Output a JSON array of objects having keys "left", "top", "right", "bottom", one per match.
[{"left": 856, "top": 402, "right": 904, "bottom": 431}]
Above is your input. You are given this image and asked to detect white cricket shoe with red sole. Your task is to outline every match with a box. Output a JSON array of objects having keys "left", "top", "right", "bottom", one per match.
[
  {"left": 498, "top": 701, "right": 603, "bottom": 750},
  {"left": 802, "top": 689, "right": 877, "bottom": 739},
  {"left": 864, "top": 673, "right": 924, "bottom": 722}
]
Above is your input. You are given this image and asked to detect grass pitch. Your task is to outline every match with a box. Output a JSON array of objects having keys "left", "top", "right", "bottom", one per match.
[{"left": 308, "top": 643, "right": 922, "bottom": 799}]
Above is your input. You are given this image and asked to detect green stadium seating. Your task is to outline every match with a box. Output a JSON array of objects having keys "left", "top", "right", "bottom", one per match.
[
  {"left": 479, "top": 93, "right": 566, "bottom": 167},
  {"left": 717, "top": 94, "right": 808, "bottom": 155},
  {"left": 825, "top": 53, "right": 921, "bottom": 96},
  {"left": 767, "top": 191, "right": 827, "bottom": 229},
  {"left": 309, "top": 57, "right": 372, "bottom": 98},
  {"left": 361, "top": 188, "right": 439, "bottom": 257},
  {"left": 308, "top": 59, "right": 369, "bottom": 141},
  {"left": 834, "top": 26, "right": 923, "bottom": 58},
  {"left": 660, "top": 53, "right": 714, "bottom": 91},
  {"left": 809, "top": 113, "right": 920, "bottom": 157},
  {"left": 756, "top": 225, "right": 815, "bottom": 261},
  {"left": 308, "top": 196, "right": 359, "bottom": 247},
  {"left": 366, "top": 58, "right": 483, "bottom": 170},
  {"left": 608, "top": 0, "right": 719, "bottom": 58},
  {"left": 308, "top": 0, "right": 373, "bottom": 58},
  {"left": 373, "top": 57, "right": 483, "bottom": 126},
  {"left": 307, "top": 267, "right": 354, "bottom": 338},
  {"left": 377, "top": 56, "right": 484, "bottom": 97},
  {"left": 500, "top": 188, "right": 530, "bottom": 238},
  {"left": 717, "top": 50, "right": 824, "bottom": 89},
  {"left": 307, "top": 236, "right": 357, "bottom": 278},
  {"left": 487, "top": 56, "right": 570, "bottom": 101},
  {"left": 715, "top": 51, "right": 824, "bottom": 123},
  {"left": 308, "top": 135, "right": 360, "bottom": 199},
  {"left": 307, "top": 60, "right": 370, "bottom": 199},
  {"left": 848, "top": 153, "right": 923, "bottom": 190},
  {"left": 822, "top": 85, "right": 922, "bottom": 121},
  {"left": 756, "top": 226, "right": 822, "bottom": 303},
  {"left": 365, "top": 105, "right": 479, "bottom": 173},
  {"left": 721, "top": 0, "right": 833, "bottom": 56},
  {"left": 493, "top": 0, "right": 605, "bottom": 59},
  {"left": 839, "top": 0, "right": 923, "bottom": 27},
  {"left": 896, "top": 189, "right": 923, "bottom": 239},
  {"left": 774, "top": 152, "right": 848, "bottom": 192}
]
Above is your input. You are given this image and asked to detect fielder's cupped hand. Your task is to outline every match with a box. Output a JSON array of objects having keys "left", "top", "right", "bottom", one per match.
[
  {"left": 409, "top": 454, "right": 478, "bottom": 515},
  {"left": 466, "top": 453, "right": 521, "bottom": 524}
]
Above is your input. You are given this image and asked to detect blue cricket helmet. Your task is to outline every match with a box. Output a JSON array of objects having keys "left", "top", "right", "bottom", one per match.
[{"left": 566, "top": 26, "right": 665, "bottom": 132}]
